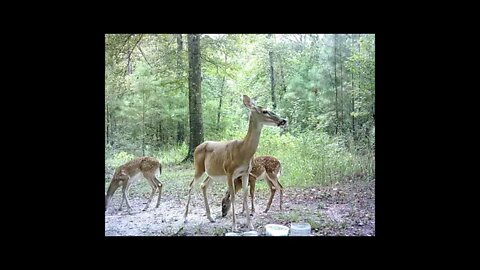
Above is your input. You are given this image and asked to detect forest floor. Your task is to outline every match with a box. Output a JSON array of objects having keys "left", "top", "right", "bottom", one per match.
[{"left": 105, "top": 163, "right": 375, "bottom": 236}]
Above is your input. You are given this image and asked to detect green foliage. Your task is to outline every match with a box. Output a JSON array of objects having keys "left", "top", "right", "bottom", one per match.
[
  {"left": 105, "top": 34, "right": 375, "bottom": 187},
  {"left": 255, "top": 129, "right": 373, "bottom": 187},
  {"left": 153, "top": 143, "right": 188, "bottom": 165}
]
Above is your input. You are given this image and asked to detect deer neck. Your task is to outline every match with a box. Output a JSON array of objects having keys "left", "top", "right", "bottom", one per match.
[{"left": 240, "top": 114, "right": 263, "bottom": 160}]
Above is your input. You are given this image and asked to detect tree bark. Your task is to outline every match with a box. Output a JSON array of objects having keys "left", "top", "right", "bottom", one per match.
[
  {"left": 176, "top": 121, "right": 184, "bottom": 145},
  {"left": 268, "top": 34, "right": 277, "bottom": 109},
  {"left": 176, "top": 34, "right": 185, "bottom": 144},
  {"left": 106, "top": 103, "right": 110, "bottom": 145},
  {"left": 340, "top": 34, "right": 344, "bottom": 134},
  {"left": 110, "top": 111, "right": 116, "bottom": 146},
  {"left": 279, "top": 57, "right": 287, "bottom": 99},
  {"left": 184, "top": 34, "right": 204, "bottom": 162},
  {"left": 217, "top": 78, "right": 225, "bottom": 127},
  {"left": 351, "top": 35, "right": 356, "bottom": 139},
  {"left": 142, "top": 90, "right": 145, "bottom": 156},
  {"left": 334, "top": 34, "right": 338, "bottom": 134},
  {"left": 217, "top": 53, "right": 227, "bottom": 129}
]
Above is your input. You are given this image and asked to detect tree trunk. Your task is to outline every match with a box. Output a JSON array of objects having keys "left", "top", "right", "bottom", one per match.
[
  {"left": 176, "top": 34, "right": 186, "bottom": 144},
  {"left": 184, "top": 34, "right": 204, "bottom": 162},
  {"left": 334, "top": 34, "right": 338, "bottom": 134},
  {"left": 268, "top": 34, "right": 277, "bottom": 109},
  {"left": 110, "top": 111, "right": 115, "bottom": 146},
  {"left": 372, "top": 94, "right": 375, "bottom": 125},
  {"left": 351, "top": 69, "right": 355, "bottom": 139},
  {"left": 176, "top": 121, "right": 184, "bottom": 145},
  {"left": 142, "top": 90, "right": 145, "bottom": 156},
  {"left": 106, "top": 103, "right": 109, "bottom": 145},
  {"left": 279, "top": 57, "right": 287, "bottom": 99},
  {"left": 351, "top": 35, "right": 356, "bottom": 139},
  {"left": 176, "top": 34, "right": 183, "bottom": 70},
  {"left": 217, "top": 78, "right": 225, "bottom": 127},
  {"left": 340, "top": 35, "right": 344, "bottom": 134},
  {"left": 127, "top": 56, "right": 133, "bottom": 75},
  {"left": 217, "top": 53, "right": 227, "bottom": 129}
]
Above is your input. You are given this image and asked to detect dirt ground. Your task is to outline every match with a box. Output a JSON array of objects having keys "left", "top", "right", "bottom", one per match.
[{"left": 104, "top": 164, "right": 375, "bottom": 236}]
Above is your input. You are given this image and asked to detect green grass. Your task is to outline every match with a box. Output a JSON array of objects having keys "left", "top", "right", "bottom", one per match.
[
  {"left": 305, "top": 217, "right": 321, "bottom": 230},
  {"left": 276, "top": 210, "right": 301, "bottom": 223},
  {"left": 105, "top": 130, "right": 375, "bottom": 192},
  {"left": 213, "top": 227, "right": 226, "bottom": 236},
  {"left": 254, "top": 129, "right": 375, "bottom": 187}
]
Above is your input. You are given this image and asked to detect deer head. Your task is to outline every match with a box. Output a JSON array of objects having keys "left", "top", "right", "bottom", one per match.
[{"left": 243, "top": 95, "right": 287, "bottom": 128}]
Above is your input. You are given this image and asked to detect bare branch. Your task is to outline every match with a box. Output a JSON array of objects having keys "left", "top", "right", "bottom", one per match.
[
  {"left": 137, "top": 44, "right": 153, "bottom": 68},
  {"left": 125, "top": 34, "right": 144, "bottom": 75},
  {"left": 120, "top": 34, "right": 134, "bottom": 51}
]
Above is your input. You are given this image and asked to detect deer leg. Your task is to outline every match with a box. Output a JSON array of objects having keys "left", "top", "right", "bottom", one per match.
[
  {"left": 249, "top": 177, "right": 256, "bottom": 215},
  {"left": 268, "top": 172, "right": 283, "bottom": 211},
  {"left": 105, "top": 195, "right": 111, "bottom": 212},
  {"left": 201, "top": 176, "right": 215, "bottom": 222},
  {"left": 143, "top": 176, "right": 157, "bottom": 211},
  {"left": 154, "top": 178, "right": 163, "bottom": 208},
  {"left": 184, "top": 172, "right": 204, "bottom": 221},
  {"left": 265, "top": 172, "right": 283, "bottom": 212},
  {"left": 264, "top": 180, "right": 276, "bottom": 213},
  {"left": 278, "top": 182, "right": 284, "bottom": 210},
  {"left": 242, "top": 174, "right": 254, "bottom": 230},
  {"left": 119, "top": 182, "right": 127, "bottom": 211},
  {"left": 184, "top": 178, "right": 195, "bottom": 220},
  {"left": 124, "top": 181, "right": 134, "bottom": 214},
  {"left": 105, "top": 181, "right": 119, "bottom": 212},
  {"left": 227, "top": 173, "right": 237, "bottom": 232}
]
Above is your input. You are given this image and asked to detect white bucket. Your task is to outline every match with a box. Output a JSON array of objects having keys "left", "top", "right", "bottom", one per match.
[
  {"left": 289, "top": 222, "right": 312, "bottom": 236},
  {"left": 242, "top": 231, "right": 259, "bottom": 236},
  {"left": 265, "top": 224, "right": 289, "bottom": 236}
]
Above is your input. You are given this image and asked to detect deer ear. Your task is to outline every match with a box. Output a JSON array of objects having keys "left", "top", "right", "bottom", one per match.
[{"left": 243, "top": 95, "right": 256, "bottom": 108}]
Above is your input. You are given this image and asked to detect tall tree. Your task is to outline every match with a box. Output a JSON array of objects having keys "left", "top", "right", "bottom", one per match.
[
  {"left": 279, "top": 56, "right": 287, "bottom": 99},
  {"left": 176, "top": 34, "right": 185, "bottom": 144},
  {"left": 268, "top": 34, "right": 277, "bottom": 109},
  {"left": 105, "top": 103, "right": 110, "bottom": 145},
  {"left": 142, "top": 87, "right": 146, "bottom": 155},
  {"left": 217, "top": 53, "right": 227, "bottom": 128},
  {"left": 184, "top": 34, "right": 204, "bottom": 161},
  {"left": 334, "top": 34, "right": 339, "bottom": 134},
  {"left": 339, "top": 34, "right": 344, "bottom": 133},
  {"left": 351, "top": 34, "right": 356, "bottom": 138}
]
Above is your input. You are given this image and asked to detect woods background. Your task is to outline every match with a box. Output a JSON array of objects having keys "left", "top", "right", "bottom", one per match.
[{"left": 104, "top": 34, "right": 375, "bottom": 187}]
